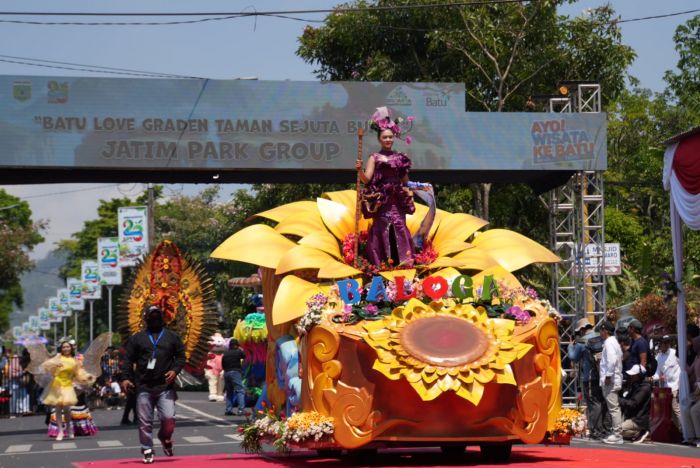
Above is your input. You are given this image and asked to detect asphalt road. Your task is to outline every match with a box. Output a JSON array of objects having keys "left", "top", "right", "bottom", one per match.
[
  {"left": 0, "top": 391, "right": 245, "bottom": 468},
  {"left": 1, "top": 391, "right": 698, "bottom": 468}
]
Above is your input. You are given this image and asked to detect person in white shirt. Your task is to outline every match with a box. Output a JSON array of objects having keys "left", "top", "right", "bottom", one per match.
[
  {"left": 599, "top": 319, "right": 624, "bottom": 444},
  {"left": 652, "top": 335, "right": 681, "bottom": 431}
]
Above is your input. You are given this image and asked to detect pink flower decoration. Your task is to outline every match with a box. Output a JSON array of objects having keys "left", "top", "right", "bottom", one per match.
[
  {"left": 405, "top": 135, "right": 412, "bottom": 145},
  {"left": 407, "top": 116, "right": 416, "bottom": 122}
]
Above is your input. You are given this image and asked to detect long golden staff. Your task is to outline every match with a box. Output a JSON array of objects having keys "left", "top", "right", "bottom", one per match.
[{"left": 354, "top": 127, "right": 364, "bottom": 268}]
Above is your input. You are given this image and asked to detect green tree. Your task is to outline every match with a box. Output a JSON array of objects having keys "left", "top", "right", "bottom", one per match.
[
  {"left": 664, "top": 14, "right": 700, "bottom": 118},
  {"left": 0, "top": 189, "right": 45, "bottom": 331},
  {"left": 297, "top": 0, "right": 634, "bottom": 222},
  {"left": 604, "top": 87, "right": 700, "bottom": 306}
]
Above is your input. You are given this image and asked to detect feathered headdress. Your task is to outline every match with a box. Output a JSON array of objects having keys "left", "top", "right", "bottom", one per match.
[
  {"left": 118, "top": 240, "right": 218, "bottom": 368},
  {"left": 369, "top": 106, "right": 415, "bottom": 144}
]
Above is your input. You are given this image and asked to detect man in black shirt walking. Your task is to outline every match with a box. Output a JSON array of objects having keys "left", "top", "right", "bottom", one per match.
[
  {"left": 120, "top": 306, "right": 185, "bottom": 464},
  {"left": 222, "top": 339, "right": 246, "bottom": 416}
]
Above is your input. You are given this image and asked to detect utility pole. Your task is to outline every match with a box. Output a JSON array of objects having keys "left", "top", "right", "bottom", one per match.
[{"left": 147, "top": 183, "right": 155, "bottom": 250}]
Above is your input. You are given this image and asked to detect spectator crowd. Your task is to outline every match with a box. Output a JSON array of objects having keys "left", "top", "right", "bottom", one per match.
[{"left": 568, "top": 315, "right": 700, "bottom": 447}]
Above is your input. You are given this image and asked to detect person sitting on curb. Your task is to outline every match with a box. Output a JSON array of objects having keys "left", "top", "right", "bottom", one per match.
[{"left": 620, "top": 364, "right": 652, "bottom": 443}]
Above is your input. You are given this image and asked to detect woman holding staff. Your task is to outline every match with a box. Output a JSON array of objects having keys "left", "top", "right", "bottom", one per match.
[{"left": 356, "top": 107, "right": 429, "bottom": 268}]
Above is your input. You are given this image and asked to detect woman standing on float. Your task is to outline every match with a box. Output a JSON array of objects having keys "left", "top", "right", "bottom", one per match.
[{"left": 356, "top": 107, "right": 416, "bottom": 268}]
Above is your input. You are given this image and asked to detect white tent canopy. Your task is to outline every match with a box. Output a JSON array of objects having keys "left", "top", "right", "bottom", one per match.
[{"left": 663, "top": 126, "right": 700, "bottom": 440}]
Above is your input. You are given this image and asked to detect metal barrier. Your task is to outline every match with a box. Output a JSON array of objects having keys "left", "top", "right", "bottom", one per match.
[{"left": 0, "top": 356, "right": 39, "bottom": 418}]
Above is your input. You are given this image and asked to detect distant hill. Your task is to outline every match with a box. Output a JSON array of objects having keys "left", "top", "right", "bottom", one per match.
[{"left": 10, "top": 250, "right": 66, "bottom": 327}]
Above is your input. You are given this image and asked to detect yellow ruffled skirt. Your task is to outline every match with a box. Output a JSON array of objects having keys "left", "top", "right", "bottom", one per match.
[{"left": 42, "top": 382, "right": 78, "bottom": 407}]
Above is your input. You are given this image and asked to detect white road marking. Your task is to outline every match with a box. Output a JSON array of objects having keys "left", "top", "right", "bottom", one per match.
[
  {"left": 4, "top": 445, "right": 31, "bottom": 453},
  {"left": 0, "top": 441, "right": 238, "bottom": 457},
  {"left": 53, "top": 442, "right": 77, "bottom": 450},
  {"left": 174, "top": 401, "right": 228, "bottom": 423},
  {"left": 182, "top": 436, "right": 213, "bottom": 444},
  {"left": 224, "top": 434, "right": 244, "bottom": 441},
  {"left": 97, "top": 440, "right": 124, "bottom": 448}
]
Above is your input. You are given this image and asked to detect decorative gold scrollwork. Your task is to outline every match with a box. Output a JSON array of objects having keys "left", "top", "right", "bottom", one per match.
[{"left": 306, "top": 324, "right": 342, "bottom": 415}]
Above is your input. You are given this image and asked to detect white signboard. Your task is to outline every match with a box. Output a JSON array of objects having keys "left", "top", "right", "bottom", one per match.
[
  {"left": 12, "top": 326, "right": 22, "bottom": 338},
  {"left": 28, "top": 315, "right": 40, "bottom": 332},
  {"left": 118, "top": 206, "right": 148, "bottom": 267},
  {"left": 39, "top": 307, "right": 51, "bottom": 330},
  {"left": 57, "top": 288, "right": 72, "bottom": 317},
  {"left": 98, "top": 237, "right": 122, "bottom": 285},
  {"left": 584, "top": 243, "right": 621, "bottom": 276},
  {"left": 81, "top": 260, "right": 102, "bottom": 300},
  {"left": 67, "top": 277, "right": 85, "bottom": 310},
  {"left": 48, "top": 297, "right": 66, "bottom": 318}
]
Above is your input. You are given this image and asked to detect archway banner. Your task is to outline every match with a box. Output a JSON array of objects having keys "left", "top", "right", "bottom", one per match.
[{"left": 0, "top": 76, "right": 606, "bottom": 176}]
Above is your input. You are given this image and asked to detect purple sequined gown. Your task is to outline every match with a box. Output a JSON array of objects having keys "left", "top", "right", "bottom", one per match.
[{"left": 362, "top": 151, "right": 415, "bottom": 267}]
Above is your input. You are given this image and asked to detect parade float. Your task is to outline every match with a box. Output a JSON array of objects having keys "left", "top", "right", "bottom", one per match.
[{"left": 211, "top": 189, "right": 565, "bottom": 461}]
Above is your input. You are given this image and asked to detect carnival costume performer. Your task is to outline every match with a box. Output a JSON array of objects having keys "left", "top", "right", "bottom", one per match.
[
  {"left": 25, "top": 333, "right": 112, "bottom": 441},
  {"left": 356, "top": 107, "right": 419, "bottom": 267}
]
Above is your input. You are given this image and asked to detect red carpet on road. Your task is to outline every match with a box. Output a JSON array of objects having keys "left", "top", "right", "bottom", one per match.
[{"left": 73, "top": 446, "right": 699, "bottom": 468}]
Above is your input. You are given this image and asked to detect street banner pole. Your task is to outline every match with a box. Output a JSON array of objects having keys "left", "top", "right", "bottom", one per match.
[
  {"left": 107, "top": 285, "right": 114, "bottom": 344},
  {"left": 63, "top": 318, "right": 67, "bottom": 338},
  {"left": 53, "top": 323, "right": 57, "bottom": 346},
  {"left": 89, "top": 300, "right": 94, "bottom": 343}
]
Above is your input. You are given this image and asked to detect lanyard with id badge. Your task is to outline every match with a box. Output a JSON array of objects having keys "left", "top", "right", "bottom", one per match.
[{"left": 147, "top": 330, "right": 164, "bottom": 370}]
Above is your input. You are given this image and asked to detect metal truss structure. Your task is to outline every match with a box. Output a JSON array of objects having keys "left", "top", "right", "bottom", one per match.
[{"left": 547, "top": 83, "right": 606, "bottom": 406}]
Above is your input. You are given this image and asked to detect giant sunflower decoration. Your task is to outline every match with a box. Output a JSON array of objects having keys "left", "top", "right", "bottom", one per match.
[
  {"left": 363, "top": 298, "right": 532, "bottom": 404},
  {"left": 211, "top": 189, "right": 558, "bottom": 327}
]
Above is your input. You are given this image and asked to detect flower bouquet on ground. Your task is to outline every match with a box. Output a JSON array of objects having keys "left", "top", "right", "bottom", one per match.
[{"left": 547, "top": 408, "right": 586, "bottom": 444}]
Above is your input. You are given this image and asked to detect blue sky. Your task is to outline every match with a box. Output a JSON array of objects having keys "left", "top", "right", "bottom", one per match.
[{"left": 1, "top": 0, "right": 698, "bottom": 260}]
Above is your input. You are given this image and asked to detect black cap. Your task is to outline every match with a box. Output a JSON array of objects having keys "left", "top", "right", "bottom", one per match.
[
  {"left": 628, "top": 319, "right": 643, "bottom": 332},
  {"left": 660, "top": 335, "right": 671, "bottom": 342},
  {"left": 600, "top": 320, "right": 616, "bottom": 333},
  {"left": 145, "top": 305, "right": 162, "bottom": 317}
]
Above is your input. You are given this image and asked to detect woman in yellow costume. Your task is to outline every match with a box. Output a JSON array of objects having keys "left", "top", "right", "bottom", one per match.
[{"left": 41, "top": 340, "right": 96, "bottom": 440}]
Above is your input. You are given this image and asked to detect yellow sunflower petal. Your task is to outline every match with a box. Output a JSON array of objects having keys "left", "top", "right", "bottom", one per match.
[
  {"left": 431, "top": 213, "right": 488, "bottom": 254},
  {"left": 427, "top": 256, "right": 469, "bottom": 269},
  {"left": 471, "top": 229, "right": 560, "bottom": 272},
  {"left": 473, "top": 266, "right": 523, "bottom": 291},
  {"left": 515, "top": 342, "right": 534, "bottom": 359},
  {"left": 466, "top": 381, "right": 485, "bottom": 405},
  {"left": 405, "top": 203, "right": 430, "bottom": 236},
  {"left": 255, "top": 200, "right": 318, "bottom": 223},
  {"left": 275, "top": 208, "right": 327, "bottom": 238},
  {"left": 298, "top": 231, "right": 341, "bottom": 259},
  {"left": 316, "top": 197, "right": 355, "bottom": 241},
  {"left": 372, "top": 360, "right": 403, "bottom": 380},
  {"left": 317, "top": 259, "right": 362, "bottom": 279},
  {"left": 435, "top": 240, "right": 473, "bottom": 257},
  {"left": 321, "top": 190, "right": 370, "bottom": 232},
  {"left": 495, "top": 366, "right": 517, "bottom": 385},
  {"left": 270, "top": 275, "right": 323, "bottom": 325},
  {"left": 380, "top": 269, "right": 416, "bottom": 283},
  {"left": 431, "top": 268, "right": 463, "bottom": 285},
  {"left": 276, "top": 245, "right": 335, "bottom": 275},
  {"left": 417, "top": 381, "right": 444, "bottom": 401},
  {"left": 210, "top": 224, "right": 296, "bottom": 269},
  {"left": 450, "top": 247, "right": 501, "bottom": 271}
]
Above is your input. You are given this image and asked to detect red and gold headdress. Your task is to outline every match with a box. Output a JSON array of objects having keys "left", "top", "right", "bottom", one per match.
[{"left": 118, "top": 240, "right": 218, "bottom": 367}]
